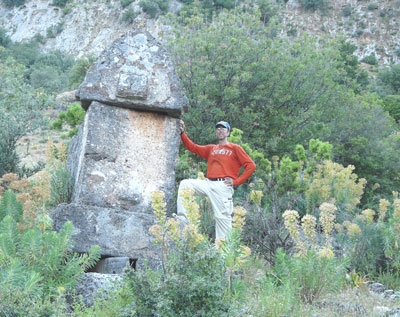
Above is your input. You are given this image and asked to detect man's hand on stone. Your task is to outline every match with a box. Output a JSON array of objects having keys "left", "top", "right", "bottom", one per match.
[
  {"left": 180, "top": 120, "right": 185, "bottom": 133},
  {"left": 224, "top": 177, "right": 234, "bottom": 186}
]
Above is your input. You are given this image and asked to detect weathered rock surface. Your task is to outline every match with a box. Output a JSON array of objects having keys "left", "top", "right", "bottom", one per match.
[
  {"left": 70, "top": 272, "right": 122, "bottom": 307},
  {"left": 92, "top": 257, "right": 131, "bottom": 274},
  {"left": 51, "top": 203, "right": 161, "bottom": 270},
  {"left": 68, "top": 101, "right": 180, "bottom": 213},
  {"left": 76, "top": 30, "right": 188, "bottom": 117}
]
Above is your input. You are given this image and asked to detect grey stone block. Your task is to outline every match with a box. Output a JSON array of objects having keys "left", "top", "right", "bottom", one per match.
[
  {"left": 76, "top": 30, "right": 188, "bottom": 117},
  {"left": 93, "top": 257, "right": 130, "bottom": 274}
]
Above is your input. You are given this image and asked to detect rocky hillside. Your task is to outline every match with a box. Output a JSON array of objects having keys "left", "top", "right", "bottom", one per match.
[{"left": 0, "top": 0, "right": 399, "bottom": 64}]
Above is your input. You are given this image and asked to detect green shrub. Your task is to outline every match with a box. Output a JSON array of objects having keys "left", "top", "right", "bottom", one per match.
[
  {"left": 338, "top": 219, "right": 386, "bottom": 277},
  {"left": 139, "top": 0, "right": 159, "bottom": 18},
  {"left": 377, "top": 64, "right": 400, "bottom": 95},
  {"left": 298, "top": 0, "right": 327, "bottom": 11},
  {"left": 32, "top": 33, "right": 46, "bottom": 44},
  {"left": 246, "top": 276, "right": 298, "bottom": 316},
  {"left": 361, "top": 54, "right": 378, "bottom": 65},
  {"left": 6, "top": 41, "right": 40, "bottom": 66},
  {"left": 51, "top": 103, "right": 85, "bottom": 137},
  {"left": 0, "top": 28, "right": 11, "bottom": 48},
  {"left": 336, "top": 39, "right": 369, "bottom": 92},
  {"left": 342, "top": 4, "right": 352, "bottom": 17},
  {"left": 68, "top": 56, "right": 95, "bottom": 88},
  {"left": 52, "top": 0, "right": 68, "bottom": 7},
  {"left": 121, "top": 0, "right": 134, "bottom": 8},
  {"left": 49, "top": 162, "right": 73, "bottom": 206},
  {"left": 287, "top": 26, "right": 297, "bottom": 36},
  {"left": 46, "top": 21, "right": 64, "bottom": 38},
  {"left": 26, "top": 50, "right": 74, "bottom": 93},
  {"left": 121, "top": 7, "right": 139, "bottom": 24},
  {"left": 0, "top": 133, "right": 20, "bottom": 177},
  {"left": 242, "top": 139, "right": 333, "bottom": 264},
  {"left": 30, "top": 64, "right": 69, "bottom": 93},
  {"left": 156, "top": 0, "right": 169, "bottom": 12},
  {"left": 273, "top": 248, "right": 346, "bottom": 304},
  {"left": 0, "top": 191, "right": 101, "bottom": 314},
  {"left": 0, "top": 190, "right": 23, "bottom": 223},
  {"left": 120, "top": 190, "right": 234, "bottom": 316},
  {"left": 1, "top": 0, "right": 25, "bottom": 7},
  {"left": 34, "top": 49, "right": 74, "bottom": 72},
  {"left": 0, "top": 59, "right": 49, "bottom": 177},
  {"left": 256, "top": 0, "right": 280, "bottom": 24},
  {"left": 367, "top": 3, "right": 378, "bottom": 10},
  {"left": 126, "top": 243, "right": 231, "bottom": 316},
  {"left": 305, "top": 160, "right": 366, "bottom": 215},
  {"left": 383, "top": 95, "right": 400, "bottom": 122}
]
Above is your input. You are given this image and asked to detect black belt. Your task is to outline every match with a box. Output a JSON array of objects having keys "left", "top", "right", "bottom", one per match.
[{"left": 208, "top": 178, "right": 226, "bottom": 181}]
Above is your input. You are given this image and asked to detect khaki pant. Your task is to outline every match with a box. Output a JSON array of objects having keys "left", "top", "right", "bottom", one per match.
[{"left": 177, "top": 179, "right": 233, "bottom": 240}]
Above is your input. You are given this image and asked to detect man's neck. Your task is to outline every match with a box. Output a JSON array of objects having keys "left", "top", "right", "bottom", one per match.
[{"left": 218, "top": 139, "right": 228, "bottom": 146}]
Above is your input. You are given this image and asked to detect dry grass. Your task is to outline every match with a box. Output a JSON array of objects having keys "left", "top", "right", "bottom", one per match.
[{"left": 16, "top": 109, "right": 72, "bottom": 169}]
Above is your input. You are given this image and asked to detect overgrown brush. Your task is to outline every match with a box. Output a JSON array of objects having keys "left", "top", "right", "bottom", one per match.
[{"left": 0, "top": 190, "right": 100, "bottom": 315}]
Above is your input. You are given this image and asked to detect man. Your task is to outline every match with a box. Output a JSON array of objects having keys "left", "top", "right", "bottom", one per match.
[{"left": 177, "top": 120, "right": 256, "bottom": 240}]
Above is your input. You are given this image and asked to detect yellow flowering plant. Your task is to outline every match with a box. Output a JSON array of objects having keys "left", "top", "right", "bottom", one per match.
[
  {"left": 282, "top": 202, "right": 338, "bottom": 259},
  {"left": 305, "top": 160, "right": 366, "bottom": 214},
  {"left": 141, "top": 189, "right": 232, "bottom": 314},
  {"left": 216, "top": 205, "right": 252, "bottom": 294},
  {"left": 0, "top": 172, "right": 51, "bottom": 227}
]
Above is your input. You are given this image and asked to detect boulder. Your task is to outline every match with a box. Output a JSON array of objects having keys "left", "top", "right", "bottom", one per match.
[
  {"left": 51, "top": 203, "right": 161, "bottom": 270},
  {"left": 368, "top": 282, "right": 386, "bottom": 293},
  {"left": 76, "top": 30, "right": 188, "bottom": 117},
  {"left": 71, "top": 273, "right": 122, "bottom": 307},
  {"left": 68, "top": 101, "right": 180, "bottom": 213}
]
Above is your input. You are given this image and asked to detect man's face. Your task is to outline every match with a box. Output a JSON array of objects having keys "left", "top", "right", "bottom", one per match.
[{"left": 216, "top": 125, "right": 229, "bottom": 139}]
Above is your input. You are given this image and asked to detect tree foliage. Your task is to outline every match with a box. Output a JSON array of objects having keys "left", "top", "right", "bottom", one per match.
[
  {"left": 167, "top": 11, "right": 344, "bottom": 155},
  {"left": 377, "top": 64, "right": 400, "bottom": 95},
  {"left": 0, "top": 58, "right": 50, "bottom": 177},
  {"left": 0, "top": 28, "right": 11, "bottom": 48},
  {"left": 168, "top": 10, "right": 400, "bottom": 201}
]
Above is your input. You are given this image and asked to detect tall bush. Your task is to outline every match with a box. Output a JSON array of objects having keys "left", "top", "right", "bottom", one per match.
[
  {"left": 0, "top": 191, "right": 100, "bottom": 315},
  {"left": 0, "top": 58, "right": 50, "bottom": 177},
  {"left": 123, "top": 190, "right": 234, "bottom": 316},
  {"left": 305, "top": 160, "right": 366, "bottom": 215},
  {"left": 0, "top": 28, "right": 11, "bottom": 48}
]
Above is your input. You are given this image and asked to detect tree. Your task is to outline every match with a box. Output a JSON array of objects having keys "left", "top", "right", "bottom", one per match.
[
  {"left": 167, "top": 10, "right": 400, "bottom": 202},
  {"left": 0, "top": 28, "right": 11, "bottom": 48},
  {"left": 167, "top": 11, "right": 345, "bottom": 154},
  {"left": 336, "top": 38, "right": 368, "bottom": 93},
  {"left": 383, "top": 95, "right": 400, "bottom": 122},
  {"left": 0, "top": 58, "right": 50, "bottom": 176},
  {"left": 377, "top": 64, "right": 400, "bottom": 95}
]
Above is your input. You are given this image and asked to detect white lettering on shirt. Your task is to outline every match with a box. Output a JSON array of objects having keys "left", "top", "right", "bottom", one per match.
[{"left": 211, "top": 147, "right": 232, "bottom": 156}]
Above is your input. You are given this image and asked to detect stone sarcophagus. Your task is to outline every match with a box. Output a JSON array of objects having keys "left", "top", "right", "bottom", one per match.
[{"left": 52, "top": 30, "right": 188, "bottom": 270}]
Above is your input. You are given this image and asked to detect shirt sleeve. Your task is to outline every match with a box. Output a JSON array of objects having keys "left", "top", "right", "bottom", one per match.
[
  {"left": 233, "top": 145, "right": 256, "bottom": 186},
  {"left": 180, "top": 132, "right": 212, "bottom": 160}
]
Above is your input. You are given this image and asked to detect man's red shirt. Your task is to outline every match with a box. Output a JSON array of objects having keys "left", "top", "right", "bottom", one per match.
[{"left": 181, "top": 132, "right": 256, "bottom": 186}]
